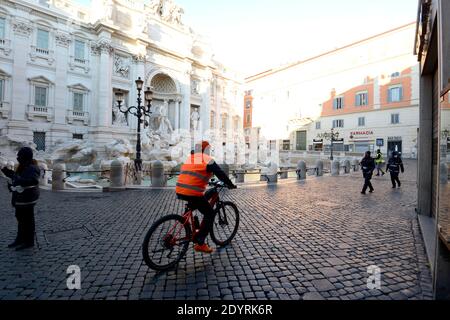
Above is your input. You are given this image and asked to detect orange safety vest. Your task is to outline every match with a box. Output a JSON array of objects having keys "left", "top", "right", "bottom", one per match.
[{"left": 176, "top": 153, "right": 214, "bottom": 197}]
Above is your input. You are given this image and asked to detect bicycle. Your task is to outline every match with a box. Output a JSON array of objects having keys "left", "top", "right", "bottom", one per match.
[{"left": 142, "top": 180, "right": 239, "bottom": 271}]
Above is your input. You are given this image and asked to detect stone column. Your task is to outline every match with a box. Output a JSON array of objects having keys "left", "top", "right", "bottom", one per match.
[
  {"left": 96, "top": 38, "right": 114, "bottom": 128},
  {"left": 174, "top": 99, "right": 181, "bottom": 130},
  {"left": 54, "top": 33, "right": 71, "bottom": 126},
  {"left": 151, "top": 160, "right": 166, "bottom": 187},
  {"left": 10, "top": 20, "right": 32, "bottom": 124},
  {"left": 52, "top": 163, "right": 66, "bottom": 191},
  {"left": 110, "top": 159, "right": 124, "bottom": 187},
  {"left": 316, "top": 160, "right": 324, "bottom": 176}
]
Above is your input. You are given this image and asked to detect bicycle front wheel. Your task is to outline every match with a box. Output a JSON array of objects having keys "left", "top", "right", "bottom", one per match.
[
  {"left": 142, "top": 214, "right": 192, "bottom": 271},
  {"left": 210, "top": 201, "right": 240, "bottom": 247}
]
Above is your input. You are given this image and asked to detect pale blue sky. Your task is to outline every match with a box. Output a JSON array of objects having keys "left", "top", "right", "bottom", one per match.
[{"left": 75, "top": 0, "right": 418, "bottom": 76}]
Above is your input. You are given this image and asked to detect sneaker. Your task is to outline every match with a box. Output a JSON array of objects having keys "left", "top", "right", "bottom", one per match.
[
  {"left": 369, "top": 189, "right": 374, "bottom": 193},
  {"left": 194, "top": 243, "right": 214, "bottom": 254},
  {"left": 382, "top": 172, "right": 385, "bottom": 176},
  {"left": 361, "top": 191, "right": 366, "bottom": 195}
]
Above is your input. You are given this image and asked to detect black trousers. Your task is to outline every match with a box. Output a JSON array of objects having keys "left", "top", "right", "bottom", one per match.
[
  {"left": 15, "top": 205, "right": 35, "bottom": 245},
  {"left": 177, "top": 189, "right": 217, "bottom": 245},
  {"left": 390, "top": 172, "right": 401, "bottom": 187},
  {"left": 362, "top": 174, "right": 374, "bottom": 193}
]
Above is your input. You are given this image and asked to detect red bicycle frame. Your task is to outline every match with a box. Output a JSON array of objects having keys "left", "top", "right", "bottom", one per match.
[{"left": 163, "top": 190, "right": 220, "bottom": 246}]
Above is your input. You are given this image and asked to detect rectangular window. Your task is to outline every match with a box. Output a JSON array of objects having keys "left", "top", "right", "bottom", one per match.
[
  {"left": 34, "top": 86, "right": 47, "bottom": 107},
  {"left": 33, "top": 132, "right": 46, "bottom": 151},
  {"left": 358, "top": 117, "right": 365, "bottom": 127},
  {"left": 391, "top": 113, "right": 400, "bottom": 124},
  {"left": 332, "top": 119, "right": 344, "bottom": 128},
  {"left": 74, "top": 40, "right": 85, "bottom": 60},
  {"left": 388, "top": 86, "right": 403, "bottom": 103},
  {"left": 0, "top": 18, "right": 5, "bottom": 39},
  {"left": 73, "top": 134, "right": 83, "bottom": 140},
  {"left": 282, "top": 140, "right": 290, "bottom": 151},
  {"left": 37, "top": 29, "right": 49, "bottom": 50},
  {"left": 355, "top": 92, "right": 368, "bottom": 106},
  {"left": 73, "top": 92, "right": 84, "bottom": 112},
  {"left": 245, "top": 99, "right": 251, "bottom": 109},
  {"left": 315, "top": 121, "right": 321, "bottom": 130},
  {"left": 333, "top": 97, "right": 344, "bottom": 110}
]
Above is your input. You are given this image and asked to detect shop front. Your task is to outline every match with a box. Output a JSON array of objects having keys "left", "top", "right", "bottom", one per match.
[{"left": 349, "top": 130, "right": 375, "bottom": 154}]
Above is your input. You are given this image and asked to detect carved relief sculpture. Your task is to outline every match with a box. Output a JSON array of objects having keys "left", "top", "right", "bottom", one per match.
[{"left": 114, "top": 55, "right": 130, "bottom": 78}]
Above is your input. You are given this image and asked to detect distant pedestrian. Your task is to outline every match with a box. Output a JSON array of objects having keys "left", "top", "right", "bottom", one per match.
[
  {"left": 374, "top": 149, "right": 385, "bottom": 176},
  {"left": 386, "top": 151, "right": 404, "bottom": 188},
  {"left": 1, "top": 147, "right": 40, "bottom": 251},
  {"left": 360, "top": 151, "right": 375, "bottom": 194}
]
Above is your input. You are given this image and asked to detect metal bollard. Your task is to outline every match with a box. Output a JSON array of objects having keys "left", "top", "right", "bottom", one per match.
[
  {"left": 316, "top": 160, "right": 324, "bottom": 176},
  {"left": 261, "top": 162, "right": 278, "bottom": 183},
  {"left": 297, "top": 160, "right": 307, "bottom": 180},
  {"left": 52, "top": 163, "right": 66, "bottom": 191},
  {"left": 235, "top": 170, "right": 245, "bottom": 183},
  {"left": 110, "top": 159, "right": 124, "bottom": 187},
  {"left": 352, "top": 159, "right": 360, "bottom": 172},
  {"left": 344, "top": 160, "right": 351, "bottom": 174},
  {"left": 440, "top": 162, "right": 448, "bottom": 185},
  {"left": 38, "top": 162, "right": 48, "bottom": 186},
  {"left": 280, "top": 168, "right": 288, "bottom": 179},
  {"left": 151, "top": 160, "right": 166, "bottom": 187},
  {"left": 331, "top": 160, "right": 340, "bottom": 176}
]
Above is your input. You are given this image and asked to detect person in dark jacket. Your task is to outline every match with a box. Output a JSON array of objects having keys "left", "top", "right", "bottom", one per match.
[
  {"left": 360, "top": 151, "right": 375, "bottom": 194},
  {"left": 1, "top": 147, "right": 40, "bottom": 251},
  {"left": 386, "top": 151, "right": 404, "bottom": 188}
]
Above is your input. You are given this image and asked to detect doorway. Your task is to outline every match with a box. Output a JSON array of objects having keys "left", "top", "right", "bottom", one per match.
[{"left": 387, "top": 140, "right": 402, "bottom": 157}]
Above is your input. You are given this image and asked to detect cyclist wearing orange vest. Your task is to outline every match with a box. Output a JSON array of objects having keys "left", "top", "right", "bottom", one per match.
[{"left": 176, "top": 141, "right": 236, "bottom": 253}]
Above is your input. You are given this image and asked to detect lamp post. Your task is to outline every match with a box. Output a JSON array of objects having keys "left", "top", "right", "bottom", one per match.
[
  {"left": 115, "top": 77, "right": 153, "bottom": 181},
  {"left": 317, "top": 128, "right": 340, "bottom": 160}
]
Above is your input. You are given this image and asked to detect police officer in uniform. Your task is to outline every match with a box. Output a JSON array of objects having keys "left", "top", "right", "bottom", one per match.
[
  {"left": 176, "top": 141, "right": 236, "bottom": 254},
  {"left": 386, "top": 151, "right": 404, "bottom": 188},
  {"left": 374, "top": 149, "right": 385, "bottom": 176},
  {"left": 1, "top": 147, "right": 40, "bottom": 251},
  {"left": 360, "top": 151, "right": 375, "bottom": 194}
]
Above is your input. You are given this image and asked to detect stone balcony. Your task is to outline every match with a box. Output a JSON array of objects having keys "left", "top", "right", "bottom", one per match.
[
  {"left": 69, "top": 56, "right": 90, "bottom": 74},
  {"left": 0, "top": 101, "right": 10, "bottom": 119},
  {"left": 30, "top": 46, "right": 55, "bottom": 65},
  {"left": 27, "top": 104, "right": 53, "bottom": 122},
  {"left": 66, "top": 109, "right": 89, "bottom": 125}
]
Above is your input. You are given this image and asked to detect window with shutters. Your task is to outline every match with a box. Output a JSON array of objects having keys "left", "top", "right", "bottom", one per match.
[
  {"left": 355, "top": 91, "right": 368, "bottom": 106},
  {"left": 388, "top": 86, "right": 403, "bottom": 103},
  {"left": 358, "top": 117, "right": 365, "bottom": 127},
  {"left": 332, "top": 119, "right": 344, "bottom": 128},
  {"left": 333, "top": 96, "right": 344, "bottom": 110},
  {"left": 391, "top": 113, "right": 400, "bottom": 124}
]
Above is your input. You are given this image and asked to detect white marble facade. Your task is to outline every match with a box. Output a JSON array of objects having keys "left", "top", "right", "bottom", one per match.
[{"left": 0, "top": 0, "right": 244, "bottom": 159}]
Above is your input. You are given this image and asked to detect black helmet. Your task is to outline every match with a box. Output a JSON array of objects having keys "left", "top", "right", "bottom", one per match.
[{"left": 17, "top": 147, "right": 34, "bottom": 165}]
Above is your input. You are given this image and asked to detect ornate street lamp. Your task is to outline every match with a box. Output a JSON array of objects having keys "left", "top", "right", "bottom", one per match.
[
  {"left": 115, "top": 77, "right": 153, "bottom": 179},
  {"left": 317, "top": 128, "right": 340, "bottom": 160}
]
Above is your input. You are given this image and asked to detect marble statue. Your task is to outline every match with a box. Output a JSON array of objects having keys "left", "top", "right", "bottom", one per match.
[
  {"left": 113, "top": 106, "right": 128, "bottom": 126},
  {"left": 190, "top": 108, "right": 200, "bottom": 131},
  {"left": 157, "top": 100, "right": 173, "bottom": 136},
  {"left": 103, "top": 0, "right": 114, "bottom": 22}
]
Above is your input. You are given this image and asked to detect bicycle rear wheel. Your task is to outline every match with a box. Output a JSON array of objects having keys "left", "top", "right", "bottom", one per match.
[
  {"left": 210, "top": 201, "right": 239, "bottom": 247},
  {"left": 142, "top": 214, "right": 191, "bottom": 271}
]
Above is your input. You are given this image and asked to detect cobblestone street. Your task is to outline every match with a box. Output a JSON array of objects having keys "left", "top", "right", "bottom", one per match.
[{"left": 0, "top": 160, "right": 433, "bottom": 300}]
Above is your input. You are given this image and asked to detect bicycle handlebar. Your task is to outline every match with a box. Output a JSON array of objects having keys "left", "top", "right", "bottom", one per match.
[{"left": 208, "top": 180, "right": 237, "bottom": 189}]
